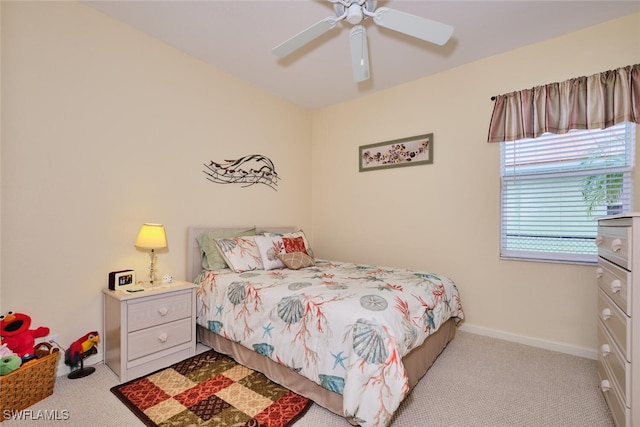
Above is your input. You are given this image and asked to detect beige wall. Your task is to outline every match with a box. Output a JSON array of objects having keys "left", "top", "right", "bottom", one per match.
[
  {"left": 0, "top": 2, "right": 312, "bottom": 357},
  {"left": 0, "top": 3, "right": 3, "bottom": 315},
  {"left": 311, "top": 13, "right": 640, "bottom": 355},
  {"left": 1, "top": 1, "right": 638, "bottom": 364}
]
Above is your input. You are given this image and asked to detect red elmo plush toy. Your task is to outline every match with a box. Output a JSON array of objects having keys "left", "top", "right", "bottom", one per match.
[{"left": 0, "top": 311, "right": 50, "bottom": 361}]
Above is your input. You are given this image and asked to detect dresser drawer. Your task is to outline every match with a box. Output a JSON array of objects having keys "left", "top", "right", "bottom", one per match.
[
  {"left": 598, "top": 321, "right": 630, "bottom": 406},
  {"left": 597, "top": 257, "right": 631, "bottom": 316},
  {"left": 597, "top": 223, "right": 632, "bottom": 270},
  {"left": 127, "top": 317, "right": 192, "bottom": 361},
  {"left": 127, "top": 291, "right": 192, "bottom": 332},
  {"left": 598, "top": 290, "right": 630, "bottom": 361},
  {"left": 598, "top": 359, "right": 630, "bottom": 427}
]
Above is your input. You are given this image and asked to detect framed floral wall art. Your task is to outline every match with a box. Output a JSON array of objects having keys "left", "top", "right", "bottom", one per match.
[{"left": 359, "top": 133, "right": 433, "bottom": 172}]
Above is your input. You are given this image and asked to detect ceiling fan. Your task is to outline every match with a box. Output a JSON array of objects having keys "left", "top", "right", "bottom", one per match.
[{"left": 272, "top": 0, "right": 454, "bottom": 83}]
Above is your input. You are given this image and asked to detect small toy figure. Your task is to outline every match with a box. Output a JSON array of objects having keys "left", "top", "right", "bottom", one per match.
[
  {"left": 65, "top": 331, "right": 100, "bottom": 379},
  {"left": 0, "top": 355, "right": 22, "bottom": 375}
]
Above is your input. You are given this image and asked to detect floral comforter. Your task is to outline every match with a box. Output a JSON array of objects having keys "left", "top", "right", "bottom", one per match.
[{"left": 195, "top": 260, "right": 464, "bottom": 426}]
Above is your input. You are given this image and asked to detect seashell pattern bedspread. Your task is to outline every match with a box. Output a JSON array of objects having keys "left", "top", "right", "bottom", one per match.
[{"left": 195, "top": 260, "right": 464, "bottom": 426}]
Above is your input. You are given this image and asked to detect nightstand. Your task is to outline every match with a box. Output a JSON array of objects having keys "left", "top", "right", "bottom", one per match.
[{"left": 102, "top": 281, "right": 197, "bottom": 382}]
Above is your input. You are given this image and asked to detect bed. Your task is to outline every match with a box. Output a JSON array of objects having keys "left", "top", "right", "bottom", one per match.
[{"left": 187, "top": 227, "right": 464, "bottom": 426}]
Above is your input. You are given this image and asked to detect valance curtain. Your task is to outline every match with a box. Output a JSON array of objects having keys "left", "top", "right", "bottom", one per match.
[{"left": 487, "top": 64, "right": 640, "bottom": 143}]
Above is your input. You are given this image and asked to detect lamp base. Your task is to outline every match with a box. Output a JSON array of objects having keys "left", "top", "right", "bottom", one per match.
[{"left": 147, "top": 249, "right": 159, "bottom": 284}]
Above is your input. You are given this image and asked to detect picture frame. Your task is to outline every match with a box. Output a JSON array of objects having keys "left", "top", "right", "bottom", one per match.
[
  {"left": 359, "top": 133, "right": 433, "bottom": 172},
  {"left": 108, "top": 269, "right": 136, "bottom": 290}
]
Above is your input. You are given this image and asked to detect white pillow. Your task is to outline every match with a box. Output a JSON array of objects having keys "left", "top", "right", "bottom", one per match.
[
  {"left": 196, "top": 227, "right": 256, "bottom": 270},
  {"left": 214, "top": 236, "right": 263, "bottom": 273},
  {"left": 254, "top": 235, "right": 286, "bottom": 270}
]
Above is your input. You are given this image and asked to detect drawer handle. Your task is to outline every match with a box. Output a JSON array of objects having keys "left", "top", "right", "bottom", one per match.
[
  {"left": 158, "top": 333, "right": 168, "bottom": 343},
  {"left": 595, "top": 235, "right": 603, "bottom": 246},
  {"left": 158, "top": 307, "right": 169, "bottom": 316},
  {"left": 610, "top": 280, "right": 622, "bottom": 294},
  {"left": 611, "top": 238, "right": 622, "bottom": 252},
  {"left": 600, "top": 379, "right": 611, "bottom": 392},
  {"left": 601, "top": 308, "right": 611, "bottom": 321},
  {"left": 600, "top": 344, "right": 611, "bottom": 357},
  {"left": 595, "top": 268, "right": 603, "bottom": 279}
]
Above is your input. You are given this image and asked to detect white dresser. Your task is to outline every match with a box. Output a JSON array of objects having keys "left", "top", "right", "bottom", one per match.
[
  {"left": 597, "top": 214, "right": 640, "bottom": 427},
  {"left": 102, "top": 281, "right": 197, "bottom": 382}
]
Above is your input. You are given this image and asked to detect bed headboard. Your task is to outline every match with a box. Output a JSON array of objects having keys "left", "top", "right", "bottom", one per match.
[{"left": 186, "top": 226, "right": 297, "bottom": 282}]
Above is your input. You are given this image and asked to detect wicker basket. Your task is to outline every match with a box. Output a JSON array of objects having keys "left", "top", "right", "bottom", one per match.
[{"left": 0, "top": 342, "right": 60, "bottom": 421}]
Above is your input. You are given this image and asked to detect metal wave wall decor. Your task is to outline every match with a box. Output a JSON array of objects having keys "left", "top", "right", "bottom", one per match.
[{"left": 203, "top": 154, "right": 280, "bottom": 190}]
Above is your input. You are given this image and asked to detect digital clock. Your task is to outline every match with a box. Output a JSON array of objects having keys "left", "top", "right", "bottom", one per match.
[{"left": 108, "top": 270, "right": 136, "bottom": 290}]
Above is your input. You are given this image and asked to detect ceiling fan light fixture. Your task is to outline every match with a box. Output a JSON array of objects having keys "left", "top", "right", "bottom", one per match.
[{"left": 346, "top": 4, "right": 363, "bottom": 25}]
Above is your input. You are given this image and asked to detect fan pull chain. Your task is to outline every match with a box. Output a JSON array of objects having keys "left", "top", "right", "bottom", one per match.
[{"left": 360, "top": 30, "right": 365, "bottom": 66}]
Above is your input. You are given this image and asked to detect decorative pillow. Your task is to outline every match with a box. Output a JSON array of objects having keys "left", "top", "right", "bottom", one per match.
[
  {"left": 265, "top": 229, "right": 314, "bottom": 257},
  {"left": 282, "top": 236, "right": 309, "bottom": 255},
  {"left": 214, "top": 236, "right": 263, "bottom": 273},
  {"left": 197, "top": 227, "right": 256, "bottom": 270},
  {"left": 278, "top": 252, "right": 315, "bottom": 270},
  {"left": 254, "top": 235, "right": 286, "bottom": 270}
]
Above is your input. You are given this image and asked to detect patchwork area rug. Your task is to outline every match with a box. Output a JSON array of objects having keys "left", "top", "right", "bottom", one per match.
[{"left": 110, "top": 350, "right": 312, "bottom": 427}]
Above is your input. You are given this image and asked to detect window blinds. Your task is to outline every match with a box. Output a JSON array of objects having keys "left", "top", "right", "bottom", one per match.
[{"left": 500, "top": 122, "right": 635, "bottom": 263}]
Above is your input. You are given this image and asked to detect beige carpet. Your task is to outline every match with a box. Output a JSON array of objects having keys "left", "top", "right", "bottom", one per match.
[{"left": 1, "top": 331, "right": 613, "bottom": 427}]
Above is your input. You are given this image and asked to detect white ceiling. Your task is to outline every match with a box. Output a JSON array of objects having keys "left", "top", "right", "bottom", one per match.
[{"left": 85, "top": 0, "right": 640, "bottom": 110}]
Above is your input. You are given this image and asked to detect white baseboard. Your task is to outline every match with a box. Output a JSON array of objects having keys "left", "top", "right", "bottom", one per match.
[{"left": 458, "top": 323, "right": 597, "bottom": 360}]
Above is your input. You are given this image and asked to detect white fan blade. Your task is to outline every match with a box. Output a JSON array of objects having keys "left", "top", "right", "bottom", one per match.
[
  {"left": 273, "top": 17, "right": 338, "bottom": 58},
  {"left": 349, "top": 25, "right": 370, "bottom": 82},
  {"left": 373, "top": 7, "right": 453, "bottom": 46}
]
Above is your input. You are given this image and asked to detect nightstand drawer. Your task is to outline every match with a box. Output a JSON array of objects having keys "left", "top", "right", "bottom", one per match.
[
  {"left": 127, "top": 291, "right": 192, "bottom": 332},
  {"left": 597, "top": 257, "right": 631, "bottom": 316},
  {"left": 598, "top": 290, "right": 630, "bottom": 361},
  {"left": 597, "top": 223, "right": 632, "bottom": 270},
  {"left": 127, "top": 317, "right": 192, "bottom": 360}
]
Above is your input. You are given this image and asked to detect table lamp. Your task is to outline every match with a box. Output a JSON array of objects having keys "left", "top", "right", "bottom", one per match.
[{"left": 135, "top": 223, "right": 167, "bottom": 285}]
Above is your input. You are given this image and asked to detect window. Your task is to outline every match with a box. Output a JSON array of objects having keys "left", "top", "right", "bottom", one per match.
[{"left": 500, "top": 122, "right": 635, "bottom": 264}]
